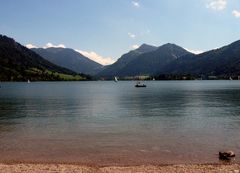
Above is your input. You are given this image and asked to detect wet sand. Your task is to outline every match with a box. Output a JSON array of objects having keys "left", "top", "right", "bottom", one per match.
[{"left": 0, "top": 163, "right": 239, "bottom": 173}]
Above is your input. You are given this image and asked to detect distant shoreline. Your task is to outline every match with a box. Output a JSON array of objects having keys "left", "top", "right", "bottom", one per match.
[{"left": 0, "top": 79, "right": 240, "bottom": 82}]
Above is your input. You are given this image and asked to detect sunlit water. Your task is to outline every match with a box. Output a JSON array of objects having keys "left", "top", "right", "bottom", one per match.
[{"left": 0, "top": 81, "right": 240, "bottom": 165}]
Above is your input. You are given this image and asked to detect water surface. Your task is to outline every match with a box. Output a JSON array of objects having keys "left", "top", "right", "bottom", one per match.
[{"left": 0, "top": 81, "right": 240, "bottom": 165}]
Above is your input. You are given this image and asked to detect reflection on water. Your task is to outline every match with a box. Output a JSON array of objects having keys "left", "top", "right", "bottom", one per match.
[{"left": 0, "top": 81, "right": 240, "bottom": 165}]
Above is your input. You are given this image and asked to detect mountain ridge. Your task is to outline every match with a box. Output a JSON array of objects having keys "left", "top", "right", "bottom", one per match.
[
  {"left": 32, "top": 47, "right": 103, "bottom": 75},
  {"left": 0, "top": 35, "right": 89, "bottom": 81},
  {"left": 157, "top": 39, "right": 240, "bottom": 76},
  {"left": 97, "top": 43, "right": 157, "bottom": 77},
  {"left": 2, "top": 34, "right": 240, "bottom": 80},
  {"left": 97, "top": 43, "right": 192, "bottom": 77},
  {"left": 97, "top": 40, "right": 240, "bottom": 78}
]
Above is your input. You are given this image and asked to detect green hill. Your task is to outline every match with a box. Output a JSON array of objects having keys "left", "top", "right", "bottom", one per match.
[{"left": 0, "top": 35, "right": 90, "bottom": 81}]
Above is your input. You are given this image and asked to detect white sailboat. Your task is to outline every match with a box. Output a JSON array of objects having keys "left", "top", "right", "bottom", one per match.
[
  {"left": 114, "top": 77, "right": 118, "bottom": 82},
  {"left": 27, "top": 79, "right": 31, "bottom": 83}
]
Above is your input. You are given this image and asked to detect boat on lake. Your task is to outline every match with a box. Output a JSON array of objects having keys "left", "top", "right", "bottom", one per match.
[
  {"left": 135, "top": 81, "right": 146, "bottom": 88},
  {"left": 114, "top": 77, "right": 118, "bottom": 82}
]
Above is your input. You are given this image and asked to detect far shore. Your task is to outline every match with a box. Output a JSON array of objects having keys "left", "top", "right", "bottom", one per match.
[{"left": 0, "top": 163, "right": 239, "bottom": 173}]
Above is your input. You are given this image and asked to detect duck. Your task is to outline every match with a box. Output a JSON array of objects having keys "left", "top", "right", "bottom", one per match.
[{"left": 219, "top": 151, "right": 235, "bottom": 160}]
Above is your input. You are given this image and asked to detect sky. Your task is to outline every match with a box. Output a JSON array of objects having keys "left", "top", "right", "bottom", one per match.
[{"left": 0, "top": 0, "right": 240, "bottom": 65}]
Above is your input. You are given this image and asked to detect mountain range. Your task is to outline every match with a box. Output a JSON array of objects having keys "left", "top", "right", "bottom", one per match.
[
  {"left": 1, "top": 33, "right": 240, "bottom": 81},
  {"left": 32, "top": 48, "right": 103, "bottom": 75},
  {"left": 0, "top": 35, "right": 89, "bottom": 81},
  {"left": 158, "top": 40, "right": 240, "bottom": 76},
  {"left": 97, "top": 40, "right": 240, "bottom": 78},
  {"left": 97, "top": 44, "right": 158, "bottom": 77}
]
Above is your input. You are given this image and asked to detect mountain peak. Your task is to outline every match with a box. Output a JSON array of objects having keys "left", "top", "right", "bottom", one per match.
[
  {"left": 0, "top": 35, "right": 20, "bottom": 49},
  {"left": 139, "top": 43, "right": 152, "bottom": 48},
  {"left": 135, "top": 43, "right": 157, "bottom": 53},
  {"left": 161, "top": 43, "right": 180, "bottom": 48},
  {"left": 157, "top": 43, "right": 189, "bottom": 53}
]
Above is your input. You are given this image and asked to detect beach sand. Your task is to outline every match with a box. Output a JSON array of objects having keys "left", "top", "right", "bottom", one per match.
[{"left": 0, "top": 163, "right": 239, "bottom": 173}]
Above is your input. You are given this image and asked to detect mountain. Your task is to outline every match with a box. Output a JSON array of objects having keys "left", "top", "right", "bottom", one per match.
[
  {"left": 0, "top": 35, "right": 89, "bottom": 81},
  {"left": 98, "top": 40, "right": 240, "bottom": 78},
  {"left": 158, "top": 40, "right": 240, "bottom": 76},
  {"left": 32, "top": 48, "right": 103, "bottom": 75},
  {"left": 118, "top": 43, "right": 192, "bottom": 76},
  {"left": 97, "top": 44, "right": 157, "bottom": 77},
  {"left": 3, "top": 33, "right": 239, "bottom": 80},
  {"left": 98, "top": 43, "right": 191, "bottom": 77}
]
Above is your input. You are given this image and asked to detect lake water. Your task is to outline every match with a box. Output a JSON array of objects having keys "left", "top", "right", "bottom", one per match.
[{"left": 0, "top": 81, "right": 240, "bottom": 165}]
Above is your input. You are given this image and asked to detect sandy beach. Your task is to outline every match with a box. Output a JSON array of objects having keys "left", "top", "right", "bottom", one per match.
[{"left": 0, "top": 163, "right": 239, "bottom": 173}]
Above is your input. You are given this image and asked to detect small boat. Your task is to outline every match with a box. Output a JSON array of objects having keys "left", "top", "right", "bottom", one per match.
[
  {"left": 229, "top": 77, "right": 233, "bottom": 80},
  {"left": 135, "top": 82, "right": 146, "bottom": 88},
  {"left": 114, "top": 76, "right": 118, "bottom": 82},
  {"left": 153, "top": 77, "right": 155, "bottom": 81},
  {"left": 27, "top": 79, "right": 31, "bottom": 83}
]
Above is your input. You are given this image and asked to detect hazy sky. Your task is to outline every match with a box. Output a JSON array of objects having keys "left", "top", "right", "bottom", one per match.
[{"left": 0, "top": 0, "right": 240, "bottom": 65}]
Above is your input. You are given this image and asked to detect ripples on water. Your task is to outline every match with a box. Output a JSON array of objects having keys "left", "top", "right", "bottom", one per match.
[{"left": 0, "top": 81, "right": 240, "bottom": 165}]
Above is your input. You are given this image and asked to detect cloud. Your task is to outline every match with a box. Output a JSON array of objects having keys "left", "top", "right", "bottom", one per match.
[
  {"left": 43, "top": 43, "right": 66, "bottom": 48},
  {"left": 184, "top": 48, "right": 204, "bottom": 54},
  {"left": 26, "top": 43, "right": 66, "bottom": 49},
  {"left": 206, "top": 0, "right": 227, "bottom": 10},
  {"left": 232, "top": 10, "right": 240, "bottom": 18},
  {"left": 26, "top": 44, "right": 38, "bottom": 49},
  {"left": 75, "top": 49, "right": 115, "bottom": 65},
  {"left": 132, "top": 44, "right": 140, "bottom": 49},
  {"left": 132, "top": 1, "right": 140, "bottom": 7},
  {"left": 128, "top": 32, "right": 136, "bottom": 39}
]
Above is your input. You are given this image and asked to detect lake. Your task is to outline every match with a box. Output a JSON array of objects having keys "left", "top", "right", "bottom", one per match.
[{"left": 0, "top": 81, "right": 240, "bottom": 165}]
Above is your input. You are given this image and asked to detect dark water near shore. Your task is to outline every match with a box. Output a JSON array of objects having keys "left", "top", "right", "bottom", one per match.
[{"left": 0, "top": 81, "right": 240, "bottom": 165}]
